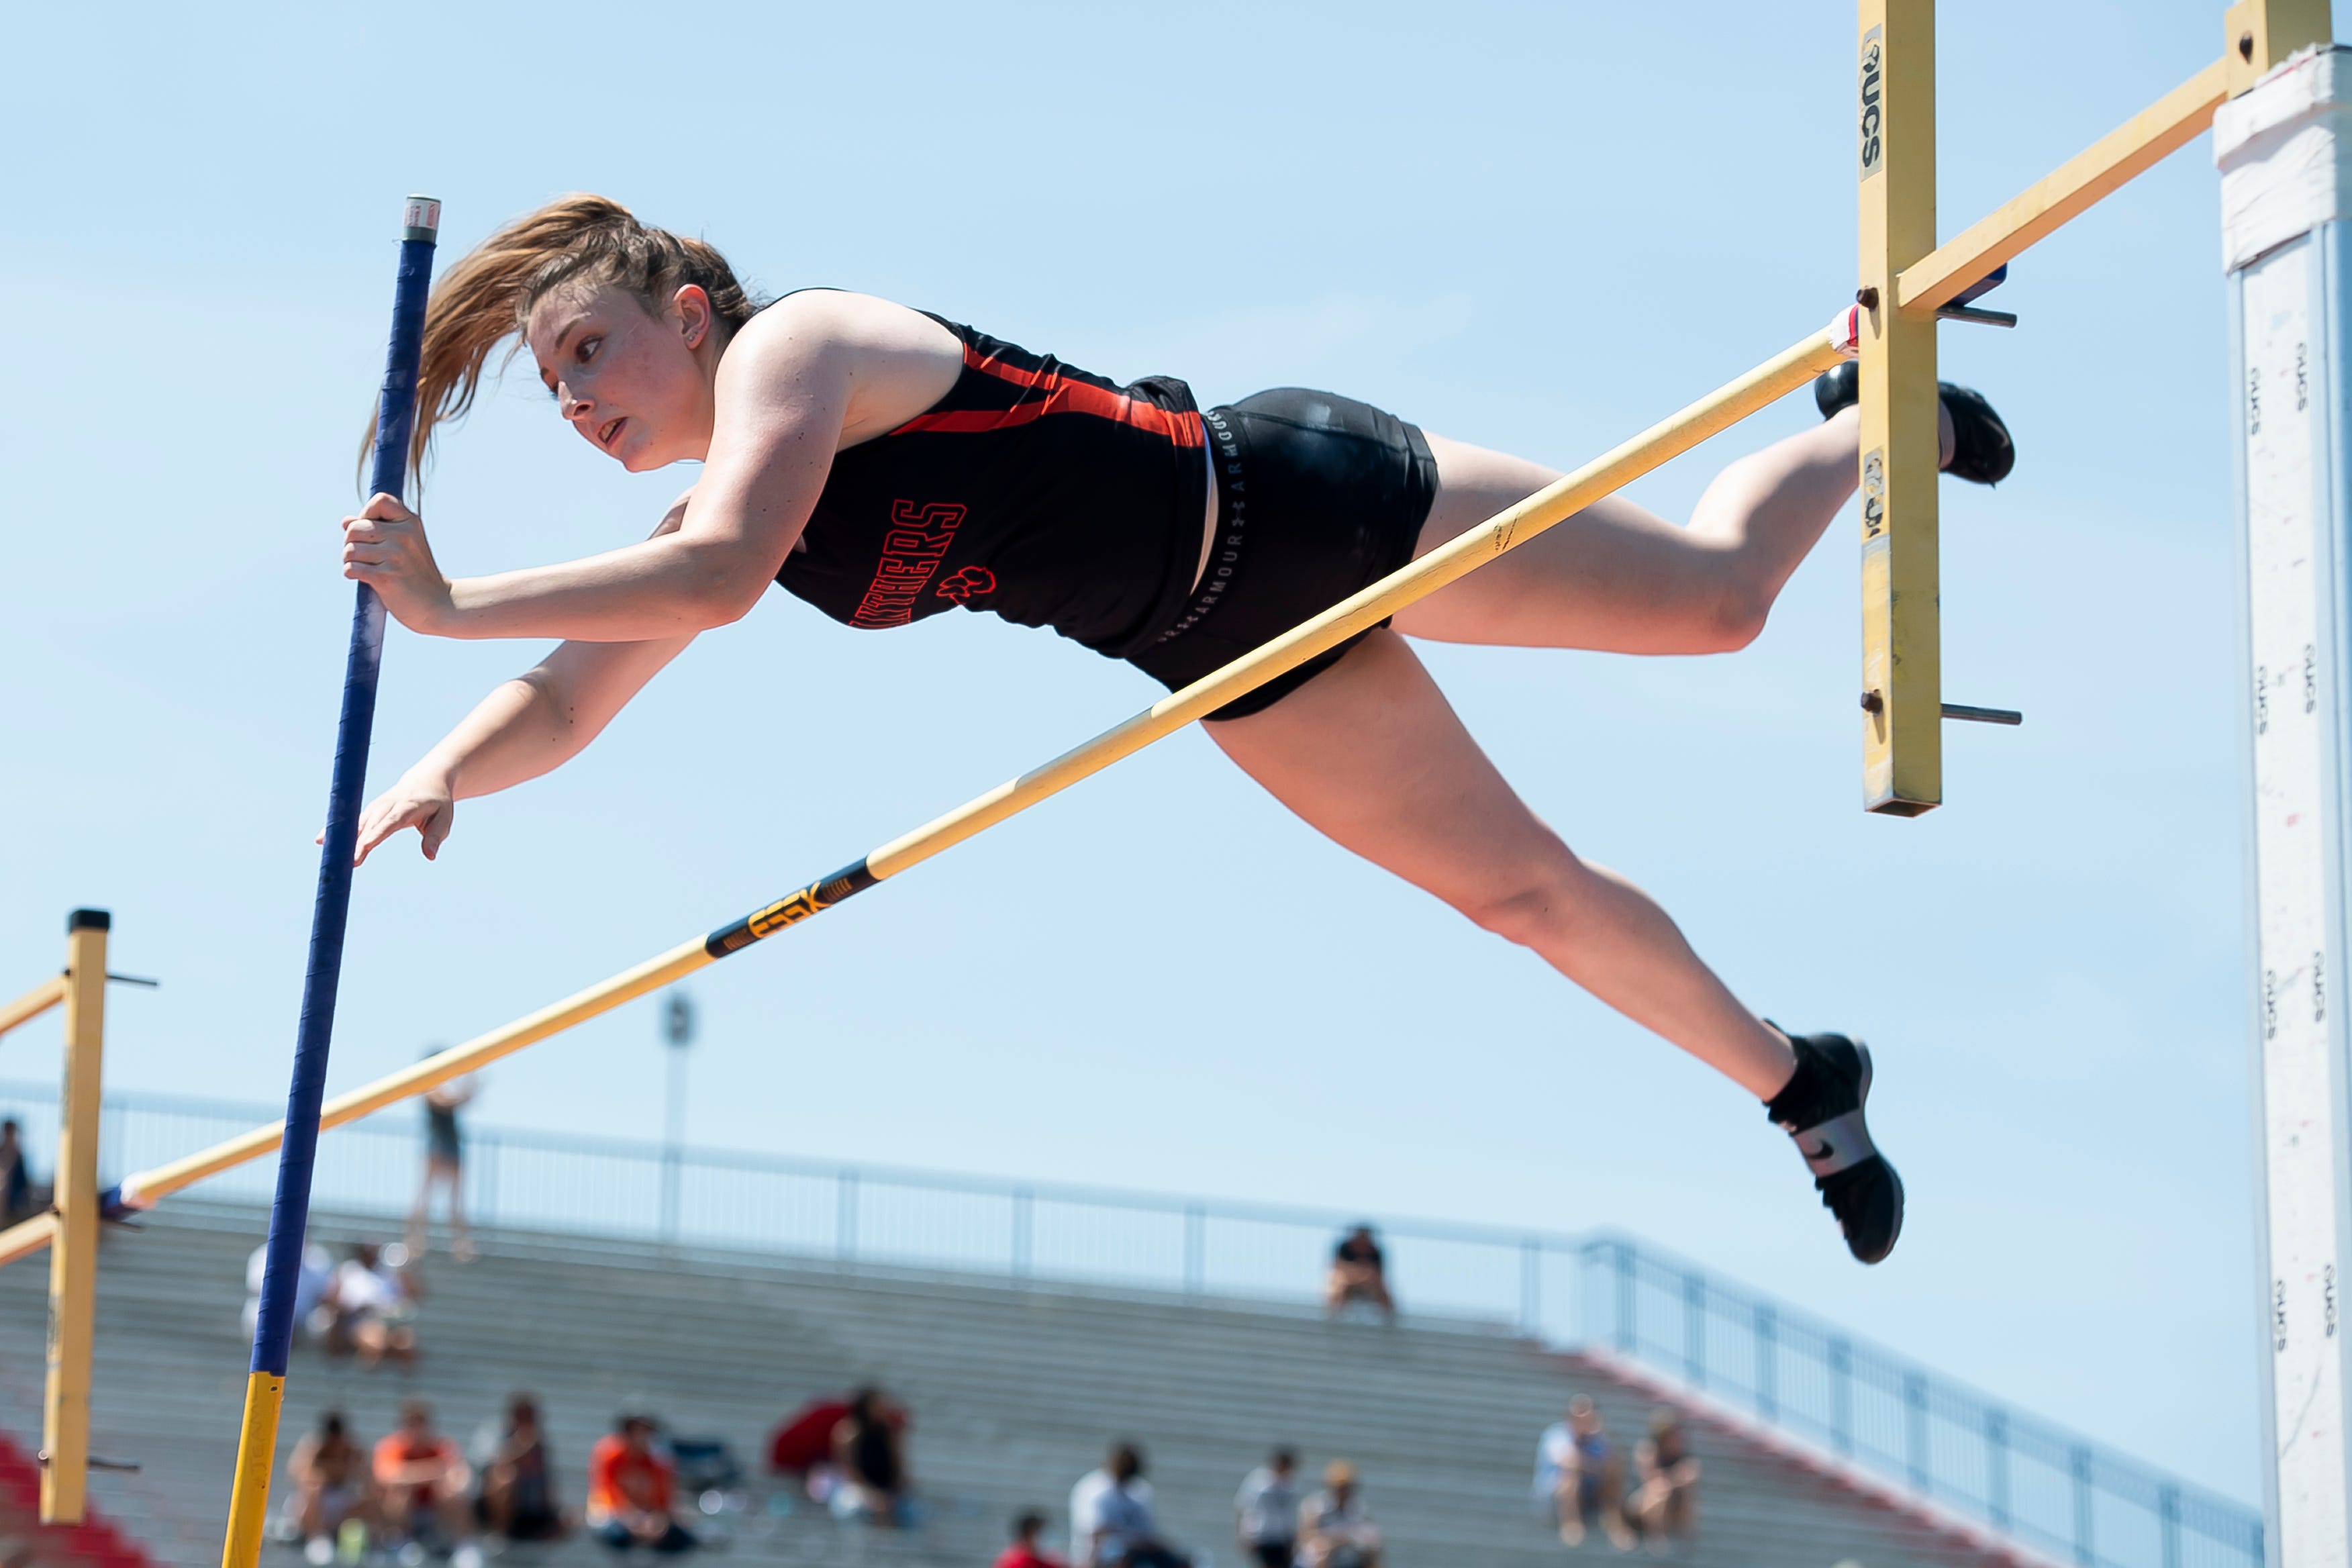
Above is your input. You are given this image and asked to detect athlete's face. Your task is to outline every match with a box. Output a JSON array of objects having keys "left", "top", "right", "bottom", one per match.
[{"left": 528, "top": 283, "right": 717, "bottom": 473}]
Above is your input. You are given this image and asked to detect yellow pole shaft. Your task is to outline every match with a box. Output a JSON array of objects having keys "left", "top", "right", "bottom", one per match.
[
  {"left": 42, "top": 910, "right": 108, "bottom": 1525},
  {"left": 0, "top": 976, "right": 66, "bottom": 1042},
  {"left": 219, "top": 1371, "right": 285, "bottom": 1568},
  {"left": 0, "top": 315, "right": 1851, "bottom": 1270}
]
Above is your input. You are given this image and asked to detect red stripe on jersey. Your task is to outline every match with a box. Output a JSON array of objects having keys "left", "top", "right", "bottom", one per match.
[{"left": 891, "top": 344, "right": 1205, "bottom": 446}]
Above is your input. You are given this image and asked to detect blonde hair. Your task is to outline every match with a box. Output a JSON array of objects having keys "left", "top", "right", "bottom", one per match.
[{"left": 374, "top": 194, "right": 758, "bottom": 487}]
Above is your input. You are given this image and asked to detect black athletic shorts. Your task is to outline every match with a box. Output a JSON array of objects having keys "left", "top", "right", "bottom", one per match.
[{"left": 1126, "top": 387, "right": 1439, "bottom": 720}]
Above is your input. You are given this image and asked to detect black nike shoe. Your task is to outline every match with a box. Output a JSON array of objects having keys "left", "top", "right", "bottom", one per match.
[
  {"left": 1762, "top": 1027, "right": 1905, "bottom": 1265},
  {"left": 1810, "top": 361, "right": 2016, "bottom": 487}
]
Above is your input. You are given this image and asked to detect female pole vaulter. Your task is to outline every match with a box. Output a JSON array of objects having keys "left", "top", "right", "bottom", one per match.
[{"left": 340, "top": 197, "right": 2013, "bottom": 1265}]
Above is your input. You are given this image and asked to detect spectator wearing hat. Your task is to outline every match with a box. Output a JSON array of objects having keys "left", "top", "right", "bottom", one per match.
[
  {"left": 588, "top": 1411, "right": 696, "bottom": 1554},
  {"left": 1297, "top": 1461, "right": 1381, "bottom": 1568}
]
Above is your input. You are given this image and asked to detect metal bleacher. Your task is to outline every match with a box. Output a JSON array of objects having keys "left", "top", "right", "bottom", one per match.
[{"left": 0, "top": 1199, "right": 2017, "bottom": 1568}]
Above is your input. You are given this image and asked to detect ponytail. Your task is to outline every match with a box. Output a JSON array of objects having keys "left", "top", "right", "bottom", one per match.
[{"left": 370, "top": 194, "right": 758, "bottom": 489}]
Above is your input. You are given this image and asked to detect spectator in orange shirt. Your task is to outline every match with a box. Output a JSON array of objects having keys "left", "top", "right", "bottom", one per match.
[
  {"left": 588, "top": 1412, "right": 697, "bottom": 1554},
  {"left": 373, "top": 1400, "right": 481, "bottom": 1568}
]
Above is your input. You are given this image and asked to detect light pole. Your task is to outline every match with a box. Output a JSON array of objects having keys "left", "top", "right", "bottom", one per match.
[{"left": 660, "top": 989, "right": 695, "bottom": 1241}]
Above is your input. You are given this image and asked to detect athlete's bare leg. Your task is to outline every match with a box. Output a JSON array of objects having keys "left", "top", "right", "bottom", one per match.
[
  {"left": 1393, "top": 405, "right": 1949, "bottom": 652},
  {"left": 1205, "top": 630, "right": 1795, "bottom": 1097}
]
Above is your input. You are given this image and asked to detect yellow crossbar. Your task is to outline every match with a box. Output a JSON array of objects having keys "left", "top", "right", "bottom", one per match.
[
  {"left": 0, "top": 315, "right": 1854, "bottom": 1266},
  {"left": 0, "top": 1212, "right": 56, "bottom": 1267},
  {"left": 0, "top": 976, "right": 66, "bottom": 1041},
  {"left": 1896, "top": 57, "right": 2231, "bottom": 317}
]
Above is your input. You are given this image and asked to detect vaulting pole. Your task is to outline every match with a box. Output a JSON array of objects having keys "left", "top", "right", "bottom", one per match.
[
  {"left": 219, "top": 195, "right": 439, "bottom": 1568},
  {"left": 0, "top": 312, "right": 1856, "bottom": 1281}
]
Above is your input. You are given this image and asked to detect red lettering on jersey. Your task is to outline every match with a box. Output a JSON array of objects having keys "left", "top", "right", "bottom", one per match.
[{"left": 852, "top": 501, "right": 968, "bottom": 627}]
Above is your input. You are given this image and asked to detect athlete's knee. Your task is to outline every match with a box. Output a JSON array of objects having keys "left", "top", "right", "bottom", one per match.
[
  {"left": 1702, "top": 581, "right": 1772, "bottom": 652},
  {"left": 1655, "top": 555, "right": 1771, "bottom": 654},
  {"left": 1453, "top": 856, "right": 1590, "bottom": 950}
]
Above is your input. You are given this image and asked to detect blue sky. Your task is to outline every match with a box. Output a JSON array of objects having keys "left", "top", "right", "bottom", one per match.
[{"left": 0, "top": 1, "right": 2265, "bottom": 1500}]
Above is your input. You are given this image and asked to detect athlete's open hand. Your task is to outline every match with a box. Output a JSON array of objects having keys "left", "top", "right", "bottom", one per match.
[
  {"left": 342, "top": 493, "right": 453, "bottom": 633},
  {"left": 341, "top": 767, "right": 457, "bottom": 865}
]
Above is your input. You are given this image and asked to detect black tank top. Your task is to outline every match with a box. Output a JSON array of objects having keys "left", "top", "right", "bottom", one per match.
[{"left": 776, "top": 311, "right": 1208, "bottom": 658}]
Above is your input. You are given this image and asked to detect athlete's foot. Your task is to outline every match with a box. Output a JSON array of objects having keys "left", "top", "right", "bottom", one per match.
[
  {"left": 1810, "top": 361, "right": 2016, "bottom": 485},
  {"left": 1762, "top": 1026, "right": 1904, "bottom": 1265}
]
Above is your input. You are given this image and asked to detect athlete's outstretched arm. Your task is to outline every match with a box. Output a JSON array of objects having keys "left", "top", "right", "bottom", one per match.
[
  {"left": 340, "top": 291, "right": 959, "bottom": 643},
  {"left": 350, "top": 632, "right": 693, "bottom": 864}
]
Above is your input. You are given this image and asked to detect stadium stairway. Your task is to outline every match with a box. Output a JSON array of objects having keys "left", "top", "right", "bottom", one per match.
[{"left": 0, "top": 1202, "right": 2032, "bottom": 1568}]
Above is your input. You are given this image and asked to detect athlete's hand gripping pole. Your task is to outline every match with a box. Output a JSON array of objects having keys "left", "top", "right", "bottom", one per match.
[{"left": 219, "top": 195, "right": 440, "bottom": 1568}]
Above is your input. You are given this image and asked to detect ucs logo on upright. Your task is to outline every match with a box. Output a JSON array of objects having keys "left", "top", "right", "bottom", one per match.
[
  {"left": 1859, "top": 26, "right": 1884, "bottom": 178},
  {"left": 1861, "top": 448, "right": 1888, "bottom": 540}
]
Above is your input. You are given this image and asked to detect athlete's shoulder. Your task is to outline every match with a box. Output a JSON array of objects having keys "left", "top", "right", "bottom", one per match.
[
  {"left": 736, "top": 289, "right": 959, "bottom": 358},
  {"left": 724, "top": 291, "right": 963, "bottom": 444}
]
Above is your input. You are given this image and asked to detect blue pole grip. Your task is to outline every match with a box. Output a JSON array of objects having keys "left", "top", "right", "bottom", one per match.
[{"left": 248, "top": 197, "right": 440, "bottom": 1379}]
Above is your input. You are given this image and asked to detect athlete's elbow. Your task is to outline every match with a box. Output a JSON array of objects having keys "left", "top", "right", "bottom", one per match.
[
  {"left": 688, "top": 574, "right": 765, "bottom": 628},
  {"left": 671, "top": 542, "right": 768, "bottom": 629}
]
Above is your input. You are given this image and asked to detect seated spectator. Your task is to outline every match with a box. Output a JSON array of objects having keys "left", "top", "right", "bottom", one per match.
[
  {"left": 1070, "top": 1443, "right": 1189, "bottom": 1568},
  {"left": 288, "top": 1410, "right": 377, "bottom": 1565},
  {"left": 995, "top": 1510, "right": 1067, "bottom": 1568},
  {"left": 1628, "top": 1409, "right": 1700, "bottom": 1546},
  {"left": 242, "top": 1238, "right": 338, "bottom": 1348},
  {"left": 1, "top": 1119, "right": 31, "bottom": 1223},
  {"left": 1535, "top": 1395, "right": 1632, "bottom": 1551},
  {"left": 588, "top": 1412, "right": 697, "bottom": 1555},
  {"left": 473, "top": 1393, "right": 567, "bottom": 1542},
  {"left": 372, "top": 1401, "right": 481, "bottom": 1568},
  {"left": 334, "top": 1241, "right": 420, "bottom": 1367},
  {"left": 829, "top": 1386, "right": 912, "bottom": 1526},
  {"left": 1322, "top": 1225, "right": 1394, "bottom": 1323},
  {"left": 1297, "top": 1461, "right": 1382, "bottom": 1568},
  {"left": 1233, "top": 1449, "right": 1300, "bottom": 1568},
  {"left": 767, "top": 1398, "right": 851, "bottom": 1477}
]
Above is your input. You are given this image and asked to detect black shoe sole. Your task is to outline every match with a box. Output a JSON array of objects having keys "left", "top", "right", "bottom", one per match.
[{"left": 1849, "top": 1041, "right": 1903, "bottom": 1265}]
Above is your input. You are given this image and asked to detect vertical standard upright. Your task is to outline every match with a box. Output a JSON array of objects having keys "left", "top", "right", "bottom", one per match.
[
  {"left": 221, "top": 195, "right": 439, "bottom": 1568},
  {"left": 2222, "top": 43, "right": 2352, "bottom": 1568},
  {"left": 41, "top": 909, "right": 108, "bottom": 1525},
  {"left": 1857, "top": 0, "right": 1943, "bottom": 815}
]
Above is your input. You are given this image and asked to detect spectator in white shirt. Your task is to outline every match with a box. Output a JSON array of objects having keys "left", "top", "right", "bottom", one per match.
[
  {"left": 332, "top": 1241, "right": 419, "bottom": 1367},
  {"left": 1233, "top": 1449, "right": 1301, "bottom": 1568},
  {"left": 1534, "top": 1395, "right": 1632, "bottom": 1551},
  {"left": 241, "top": 1239, "right": 336, "bottom": 1346},
  {"left": 1070, "top": 1443, "right": 1189, "bottom": 1568}
]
